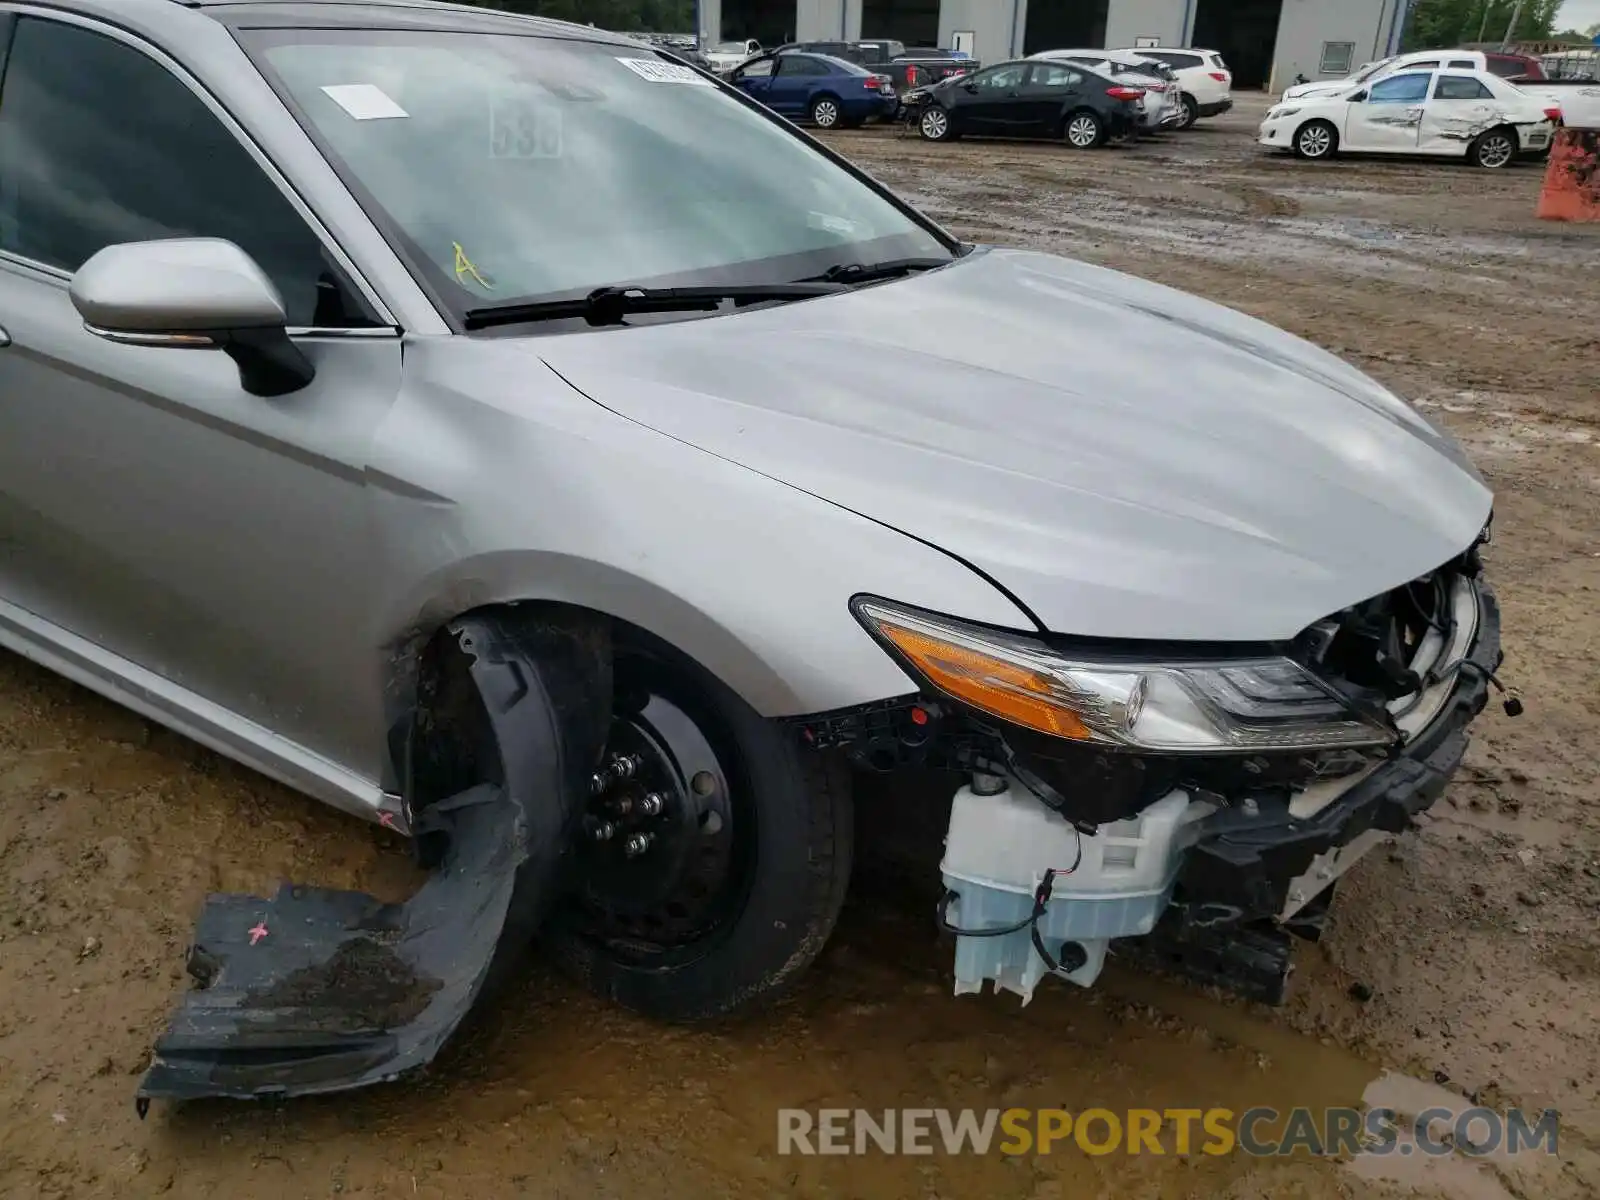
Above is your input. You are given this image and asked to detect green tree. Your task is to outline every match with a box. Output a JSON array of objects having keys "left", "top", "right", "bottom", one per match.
[{"left": 1402, "top": 0, "right": 1564, "bottom": 51}]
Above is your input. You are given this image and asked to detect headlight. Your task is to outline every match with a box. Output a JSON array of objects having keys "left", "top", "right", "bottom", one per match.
[
  {"left": 852, "top": 598, "right": 1396, "bottom": 754},
  {"left": 1268, "top": 106, "right": 1301, "bottom": 120}
]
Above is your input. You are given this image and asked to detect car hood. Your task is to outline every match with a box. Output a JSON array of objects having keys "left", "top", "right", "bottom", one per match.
[
  {"left": 1282, "top": 81, "right": 1354, "bottom": 101},
  {"left": 531, "top": 247, "right": 1492, "bottom": 643}
]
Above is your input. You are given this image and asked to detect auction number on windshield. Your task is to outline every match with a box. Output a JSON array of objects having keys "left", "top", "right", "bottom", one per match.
[{"left": 489, "top": 97, "right": 563, "bottom": 159}]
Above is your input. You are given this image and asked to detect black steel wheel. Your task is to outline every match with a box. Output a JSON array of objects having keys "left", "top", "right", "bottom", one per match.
[{"left": 547, "top": 639, "right": 853, "bottom": 1020}]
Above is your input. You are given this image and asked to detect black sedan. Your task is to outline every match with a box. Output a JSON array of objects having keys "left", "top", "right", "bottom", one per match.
[{"left": 907, "top": 59, "right": 1142, "bottom": 148}]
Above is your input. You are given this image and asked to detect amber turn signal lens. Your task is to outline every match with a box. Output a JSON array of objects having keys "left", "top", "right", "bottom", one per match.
[{"left": 877, "top": 621, "right": 1093, "bottom": 740}]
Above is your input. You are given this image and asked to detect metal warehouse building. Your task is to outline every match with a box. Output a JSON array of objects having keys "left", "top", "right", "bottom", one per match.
[{"left": 701, "top": 0, "right": 1411, "bottom": 91}]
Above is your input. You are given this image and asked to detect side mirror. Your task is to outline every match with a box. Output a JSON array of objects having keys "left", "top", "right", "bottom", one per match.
[
  {"left": 962, "top": 81, "right": 979, "bottom": 93},
  {"left": 1349, "top": 90, "right": 1368, "bottom": 102},
  {"left": 69, "top": 238, "right": 315, "bottom": 397}
]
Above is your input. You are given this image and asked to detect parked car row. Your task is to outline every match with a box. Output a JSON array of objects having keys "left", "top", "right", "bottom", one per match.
[
  {"left": 1262, "top": 66, "right": 1563, "bottom": 169},
  {"left": 776, "top": 37, "right": 979, "bottom": 94},
  {"left": 662, "top": 38, "right": 1238, "bottom": 147},
  {"left": 901, "top": 45, "right": 1233, "bottom": 150}
]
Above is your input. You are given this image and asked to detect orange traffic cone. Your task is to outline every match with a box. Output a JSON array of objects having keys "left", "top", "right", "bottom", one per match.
[{"left": 1537, "top": 127, "right": 1600, "bottom": 222}]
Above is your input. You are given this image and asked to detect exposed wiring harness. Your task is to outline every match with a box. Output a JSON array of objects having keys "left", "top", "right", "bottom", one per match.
[{"left": 935, "top": 825, "right": 1087, "bottom": 975}]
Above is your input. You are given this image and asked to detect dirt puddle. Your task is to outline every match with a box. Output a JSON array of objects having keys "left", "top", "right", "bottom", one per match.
[{"left": 60, "top": 901, "right": 1551, "bottom": 1200}]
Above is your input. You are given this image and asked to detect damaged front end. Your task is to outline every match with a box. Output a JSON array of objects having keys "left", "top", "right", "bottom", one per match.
[
  {"left": 137, "top": 612, "right": 610, "bottom": 1105},
  {"left": 804, "top": 541, "right": 1510, "bottom": 1006}
]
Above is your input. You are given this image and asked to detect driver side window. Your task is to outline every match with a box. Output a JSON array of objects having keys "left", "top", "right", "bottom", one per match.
[
  {"left": 0, "top": 16, "right": 378, "bottom": 327},
  {"left": 974, "top": 64, "right": 1025, "bottom": 91},
  {"left": 1029, "top": 64, "right": 1081, "bottom": 89},
  {"left": 1368, "top": 73, "right": 1432, "bottom": 104},
  {"left": 740, "top": 57, "right": 776, "bottom": 78}
]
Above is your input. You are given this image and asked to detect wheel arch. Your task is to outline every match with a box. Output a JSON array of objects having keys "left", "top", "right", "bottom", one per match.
[
  {"left": 395, "top": 595, "right": 743, "bottom": 836},
  {"left": 1060, "top": 106, "right": 1106, "bottom": 144},
  {"left": 1294, "top": 116, "right": 1340, "bottom": 156},
  {"left": 1470, "top": 122, "right": 1520, "bottom": 158},
  {"left": 378, "top": 557, "right": 807, "bottom": 804}
]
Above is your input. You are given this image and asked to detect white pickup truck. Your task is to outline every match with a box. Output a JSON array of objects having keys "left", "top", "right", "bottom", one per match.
[{"left": 1515, "top": 77, "right": 1600, "bottom": 126}]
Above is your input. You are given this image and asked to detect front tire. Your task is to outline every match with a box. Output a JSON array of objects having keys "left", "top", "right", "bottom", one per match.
[
  {"left": 547, "top": 642, "right": 854, "bottom": 1021},
  {"left": 919, "top": 104, "right": 955, "bottom": 141},
  {"left": 1293, "top": 118, "right": 1338, "bottom": 160},
  {"left": 1063, "top": 109, "right": 1105, "bottom": 149},
  {"left": 1469, "top": 126, "right": 1518, "bottom": 169},
  {"left": 810, "top": 95, "right": 842, "bottom": 129}
]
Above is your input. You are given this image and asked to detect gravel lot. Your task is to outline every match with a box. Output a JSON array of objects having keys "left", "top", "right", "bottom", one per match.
[{"left": 2, "top": 96, "right": 1598, "bottom": 1199}]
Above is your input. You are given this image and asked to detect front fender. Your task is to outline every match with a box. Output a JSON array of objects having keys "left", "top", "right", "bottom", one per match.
[{"left": 368, "top": 336, "right": 1032, "bottom": 722}]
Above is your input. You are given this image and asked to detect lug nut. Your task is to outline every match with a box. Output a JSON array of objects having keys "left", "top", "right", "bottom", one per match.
[
  {"left": 608, "top": 753, "right": 642, "bottom": 781},
  {"left": 639, "top": 791, "right": 666, "bottom": 817},
  {"left": 623, "top": 832, "right": 654, "bottom": 858},
  {"left": 589, "top": 771, "right": 609, "bottom": 796},
  {"left": 587, "top": 818, "right": 617, "bottom": 842}
]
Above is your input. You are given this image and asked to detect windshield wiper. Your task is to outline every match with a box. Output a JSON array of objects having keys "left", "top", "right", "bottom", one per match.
[
  {"left": 815, "top": 256, "right": 953, "bottom": 285},
  {"left": 463, "top": 282, "right": 845, "bottom": 331}
]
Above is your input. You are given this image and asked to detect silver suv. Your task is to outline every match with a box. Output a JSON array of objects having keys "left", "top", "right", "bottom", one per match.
[{"left": 0, "top": 1, "right": 1503, "bottom": 1104}]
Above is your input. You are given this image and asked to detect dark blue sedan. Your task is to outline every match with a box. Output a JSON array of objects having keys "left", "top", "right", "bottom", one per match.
[{"left": 728, "top": 51, "right": 899, "bottom": 129}]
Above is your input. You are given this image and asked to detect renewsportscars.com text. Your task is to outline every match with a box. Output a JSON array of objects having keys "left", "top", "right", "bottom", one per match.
[{"left": 777, "top": 1106, "right": 1560, "bottom": 1158}]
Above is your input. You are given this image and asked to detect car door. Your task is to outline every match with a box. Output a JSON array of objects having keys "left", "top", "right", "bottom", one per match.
[
  {"left": 959, "top": 63, "right": 1030, "bottom": 135},
  {"left": 0, "top": 14, "right": 402, "bottom": 787},
  {"left": 767, "top": 54, "right": 822, "bottom": 117},
  {"left": 1344, "top": 71, "right": 1431, "bottom": 152},
  {"left": 1419, "top": 73, "right": 1502, "bottom": 155},
  {"left": 731, "top": 53, "right": 777, "bottom": 104},
  {"left": 1020, "top": 62, "right": 1084, "bottom": 136}
]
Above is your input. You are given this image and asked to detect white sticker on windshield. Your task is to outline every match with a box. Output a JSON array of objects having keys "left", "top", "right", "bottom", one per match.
[
  {"left": 615, "top": 57, "right": 714, "bottom": 86},
  {"left": 320, "top": 83, "right": 410, "bottom": 120}
]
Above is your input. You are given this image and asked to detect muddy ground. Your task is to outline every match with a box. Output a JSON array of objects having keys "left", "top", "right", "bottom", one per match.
[{"left": 2, "top": 96, "right": 1599, "bottom": 1198}]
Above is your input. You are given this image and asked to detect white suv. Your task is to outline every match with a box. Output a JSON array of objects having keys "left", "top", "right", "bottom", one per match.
[{"left": 1125, "top": 47, "right": 1233, "bottom": 128}]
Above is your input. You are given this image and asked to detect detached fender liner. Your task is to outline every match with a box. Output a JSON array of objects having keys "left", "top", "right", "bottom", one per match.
[{"left": 137, "top": 612, "right": 609, "bottom": 1104}]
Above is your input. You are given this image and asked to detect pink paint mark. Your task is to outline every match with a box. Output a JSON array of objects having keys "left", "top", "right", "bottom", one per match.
[
  {"left": 379, "top": 811, "right": 396, "bottom": 829},
  {"left": 248, "top": 921, "right": 269, "bottom": 946}
]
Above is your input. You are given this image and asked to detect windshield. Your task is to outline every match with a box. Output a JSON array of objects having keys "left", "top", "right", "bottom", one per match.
[
  {"left": 1352, "top": 57, "right": 1396, "bottom": 83},
  {"left": 241, "top": 29, "right": 951, "bottom": 324}
]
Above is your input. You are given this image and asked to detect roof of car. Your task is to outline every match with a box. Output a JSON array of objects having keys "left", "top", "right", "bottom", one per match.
[
  {"left": 775, "top": 50, "right": 869, "bottom": 72},
  {"left": 172, "top": 0, "right": 634, "bottom": 43}
]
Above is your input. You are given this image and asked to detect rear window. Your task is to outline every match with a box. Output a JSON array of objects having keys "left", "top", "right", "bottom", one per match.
[
  {"left": 1152, "top": 51, "right": 1202, "bottom": 70},
  {"left": 1487, "top": 54, "right": 1543, "bottom": 80},
  {"left": 782, "top": 55, "right": 836, "bottom": 76},
  {"left": 1436, "top": 74, "right": 1494, "bottom": 100}
]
